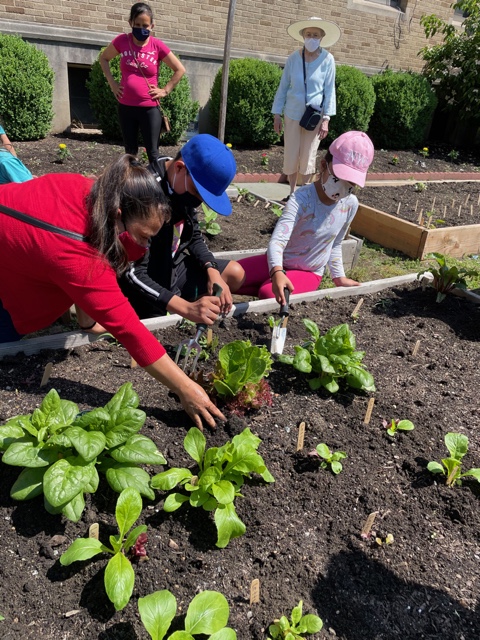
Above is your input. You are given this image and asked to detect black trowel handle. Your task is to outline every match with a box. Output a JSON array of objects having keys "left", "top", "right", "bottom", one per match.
[{"left": 279, "top": 287, "right": 290, "bottom": 317}]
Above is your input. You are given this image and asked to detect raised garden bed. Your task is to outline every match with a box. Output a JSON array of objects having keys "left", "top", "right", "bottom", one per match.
[{"left": 0, "top": 281, "right": 479, "bottom": 639}]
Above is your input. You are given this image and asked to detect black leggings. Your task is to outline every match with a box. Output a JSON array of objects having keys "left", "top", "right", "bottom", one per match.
[{"left": 118, "top": 103, "right": 162, "bottom": 164}]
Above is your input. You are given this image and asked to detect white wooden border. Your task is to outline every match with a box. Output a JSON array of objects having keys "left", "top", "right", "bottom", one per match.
[{"left": 0, "top": 273, "right": 423, "bottom": 359}]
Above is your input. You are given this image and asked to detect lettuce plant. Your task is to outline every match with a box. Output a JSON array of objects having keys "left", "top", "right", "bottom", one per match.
[
  {"left": 199, "top": 203, "right": 222, "bottom": 236},
  {"left": 427, "top": 433, "right": 480, "bottom": 486},
  {"left": 0, "top": 383, "right": 165, "bottom": 521},
  {"left": 268, "top": 600, "right": 323, "bottom": 640},
  {"left": 211, "top": 340, "right": 274, "bottom": 412},
  {"left": 384, "top": 419, "right": 415, "bottom": 437},
  {"left": 279, "top": 321, "right": 375, "bottom": 394},
  {"left": 418, "top": 252, "right": 478, "bottom": 302},
  {"left": 60, "top": 487, "right": 146, "bottom": 610},
  {"left": 313, "top": 444, "right": 347, "bottom": 475},
  {"left": 139, "top": 589, "right": 236, "bottom": 640},
  {"left": 151, "top": 427, "right": 274, "bottom": 548}
]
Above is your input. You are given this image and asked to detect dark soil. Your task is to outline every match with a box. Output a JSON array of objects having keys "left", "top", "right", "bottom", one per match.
[
  {"left": 11, "top": 131, "right": 480, "bottom": 178},
  {"left": 1, "top": 284, "right": 480, "bottom": 639}
]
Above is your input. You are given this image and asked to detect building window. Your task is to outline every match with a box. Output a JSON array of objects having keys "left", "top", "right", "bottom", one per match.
[{"left": 366, "top": 0, "right": 402, "bottom": 7}]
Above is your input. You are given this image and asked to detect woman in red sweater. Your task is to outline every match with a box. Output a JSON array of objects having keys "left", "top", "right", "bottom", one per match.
[{"left": 0, "top": 154, "right": 224, "bottom": 429}]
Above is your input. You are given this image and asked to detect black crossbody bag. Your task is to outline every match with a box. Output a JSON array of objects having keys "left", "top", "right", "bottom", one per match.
[
  {"left": 299, "top": 48, "right": 323, "bottom": 131},
  {"left": 0, "top": 203, "right": 88, "bottom": 242}
]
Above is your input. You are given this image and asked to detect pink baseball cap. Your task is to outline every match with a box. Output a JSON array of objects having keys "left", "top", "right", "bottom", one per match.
[{"left": 329, "top": 131, "right": 374, "bottom": 188}]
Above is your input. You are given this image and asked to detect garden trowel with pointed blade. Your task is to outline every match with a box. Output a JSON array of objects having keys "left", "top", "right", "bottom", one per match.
[{"left": 270, "top": 288, "right": 290, "bottom": 355}]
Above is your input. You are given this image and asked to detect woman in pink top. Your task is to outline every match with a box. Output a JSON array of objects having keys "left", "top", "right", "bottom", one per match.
[{"left": 100, "top": 2, "right": 185, "bottom": 163}]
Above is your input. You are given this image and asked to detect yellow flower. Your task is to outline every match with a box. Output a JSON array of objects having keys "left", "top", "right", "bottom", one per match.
[
  {"left": 226, "top": 143, "right": 232, "bottom": 148},
  {"left": 59, "top": 143, "right": 67, "bottom": 149},
  {"left": 423, "top": 147, "right": 428, "bottom": 152}
]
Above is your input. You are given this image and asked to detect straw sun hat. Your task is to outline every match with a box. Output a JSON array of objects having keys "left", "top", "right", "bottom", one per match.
[{"left": 287, "top": 16, "right": 341, "bottom": 48}]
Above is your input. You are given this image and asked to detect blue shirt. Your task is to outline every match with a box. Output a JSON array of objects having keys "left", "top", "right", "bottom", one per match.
[
  {"left": 0, "top": 150, "right": 33, "bottom": 185},
  {"left": 272, "top": 49, "right": 336, "bottom": 121}
]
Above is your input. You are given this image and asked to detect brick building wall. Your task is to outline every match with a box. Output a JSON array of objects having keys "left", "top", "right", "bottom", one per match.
[{"left": 0, "top": 0, "right": 459, "bottom": 131}]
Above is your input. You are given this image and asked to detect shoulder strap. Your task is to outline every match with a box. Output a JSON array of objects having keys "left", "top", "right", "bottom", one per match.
[{"left": 0, "top": 203, "right": 89, "bottom": 242}]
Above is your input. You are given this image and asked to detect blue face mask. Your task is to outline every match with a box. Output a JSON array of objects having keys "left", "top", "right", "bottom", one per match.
[{"left": 132, "top": 27, "right": 150, "bottom": 42}]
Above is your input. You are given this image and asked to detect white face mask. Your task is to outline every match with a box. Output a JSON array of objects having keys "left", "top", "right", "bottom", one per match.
[
  {"left": 304, "top": 37, "right": 321, "bottom": 53},
  {"left": 322, "top": 164, "right": 354, "bottom": 202}
]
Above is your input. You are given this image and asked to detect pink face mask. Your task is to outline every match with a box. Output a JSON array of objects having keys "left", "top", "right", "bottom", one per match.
[{"left": 119, "top": 230, "right": 148, "bottom": 262}]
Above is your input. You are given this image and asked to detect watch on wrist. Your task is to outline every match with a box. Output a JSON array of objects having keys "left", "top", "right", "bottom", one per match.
[{"left": 204, "top": 260, "right": 219, "bottom": 271}]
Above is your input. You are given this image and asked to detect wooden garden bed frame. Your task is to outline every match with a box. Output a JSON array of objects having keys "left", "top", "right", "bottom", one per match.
[{"left": 351, "top": 204, "right": 480, "bottom": 260}]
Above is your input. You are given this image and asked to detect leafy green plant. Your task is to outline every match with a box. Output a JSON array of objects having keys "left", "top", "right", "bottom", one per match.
[
  {"left": 418, "top": 252, "right": 479, "bottom": 302},
  {"left": 414, "top": 181, "right": 427, "bottom": 192},
  {"left": 419, "top": 147, "right": 429, "bottom": 158},
  {"left": 261, "top": 152, "right": 269, "bottom": 168},
  {"left": 151, "top": 427, "right": 274, "bottom": 548},
  {"left": 384, "top": 419, "right": 415, "bottom": 437},
  {"left": 268, "top": 600, "right": 323, "bottom": 640},
  {"left": 57, "top": 143, "right": 72, "bottom": 162},
  {"left": 391, "top": 155, "right": 399, "bottom": 166},
  {"left": 427, "top": 433, "right": 480, "bottom": 486},
  {"left": 211, "top": 340, "right": 274, "bottom": 411},
  {"left": 139, "top": 589, "right": 236, "bottom": 640},
  {"left": 0, "top": 34, "right": 54, "bottom": 140},
  {"left": 424, "top": 211, "right": 445, "bottom": 229},
  {"left": 448, "top": 149, "right": 460, "bottom": 161},
  {"left": 210, "top": 57, "right": 283, "bottom": 146},
  {"left": 0, "top": 383, "right": 165, "bottom": 521},
  {"left": 271, "top": 203, "right": 283, "bottom": 217},
  {"left": 60, "top": 487, "right": 147, "bottom": 610},
  {"left": 199, "top": 203, "right": 222, "bottom": 236},
  {"left": 278, "top": 321, "right": 376, "bottom": 394},
  {"left": 313, "top": 443, "right": 347, "bottom": 475}
]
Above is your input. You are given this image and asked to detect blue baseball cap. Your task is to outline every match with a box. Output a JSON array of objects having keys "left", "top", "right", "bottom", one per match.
[{"left": 181, "top": 134, "right": 236, "bottom": 216}]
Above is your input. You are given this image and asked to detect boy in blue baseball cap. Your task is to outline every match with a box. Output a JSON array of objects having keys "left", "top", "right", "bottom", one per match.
[{"left": 119, "top": 134, "right": 245, "bottom": 325}]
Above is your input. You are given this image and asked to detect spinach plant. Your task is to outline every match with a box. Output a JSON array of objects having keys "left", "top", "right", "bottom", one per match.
[
  {"left": 313, "top": 444, "right": 347, "bottom": 475},
  {"left": 268, "top": 600, "right": 323, "bottom": 640},
  {"left": 427, "top": 433, "right": 480, "bottom": 486},
  {"left": 278, "top": 321, "right": 375, "bottom": 394},
  {"left": 139, "top": 589, "right": 236, "bottom": 639},
  {"left": 151, "top": 427, "right": 274, "bottom": 548},
  {"left": 60, "top": 487, "right": 147, "bottom": 610},
  {"left": 199, "top": 203, "right": 222, "bottom": 236},
  {"left": 211, "top": 340, "right": 274, "bottom": 412},
  {"left": 384, "top": 419, "right": 415, "bottom": 437},
  {"left": 0, "top": 383, "right": 165, "bottom": 521},
  {"left": 418, "top": 252, "right": 478, "bottom": 302}
]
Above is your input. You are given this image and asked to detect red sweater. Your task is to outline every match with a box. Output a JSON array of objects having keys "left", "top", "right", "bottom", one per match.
[{"left": 0, "top": 174, "right": 165, "bottom": 367}]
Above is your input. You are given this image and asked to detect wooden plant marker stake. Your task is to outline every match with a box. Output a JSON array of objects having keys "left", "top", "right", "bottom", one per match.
[
  {"left": 363, "top": 397, "right": 375, "bottom": 425},
  {"left": 464, "top": 193, "right": 470, "bottom": 206},
  {"left": 471, "top": 205, "right": 474, "bottom": 217},
  {"left": 264, "top": 202, "right": 270, "bottom": 210},
  {"left": 361, "top": 511, "right": 379, "bottom": 539},
  {"left": 253, "top": 199, "right": 260, "bottom": 208},
  {"left": 477, "top": 192, "right": 480, "bottom": 206},
  {"left": 412, "top": 340, "right": 421, "bottom": 357},
  {"left": 131, "top": 358, "right": 138, "bottom": 369},
  {"left": 414, "top": 199, "right": 418, "bottom": 212},
  {"left": 458, "top": 204, "right": 462, "bottom": 217},
  {"left": 351, "top": 298, "right": 364, "bottom": 318},
  {"left": 250, "top": 578, "right": 260, "bottom": 605},
  {"left": 431, "top": 196, "right": 436, "bottom": 211},
  {"left": 206, "top": 328, "right": 213, "bottom": 346},
  {"left": 297, "top": 421, "right": 305, "bottom": 452},
  {"left": 396, "top": 202, "right": 401, "bottom": 215},
  {"left": 452, "top": 198, "right": 455, "bottom": 208},
  {"left": 417, "top": 209, "right": 423, "bottom": 226},
  {"left": 443, "top": 205, "right": 447, "bottom": 217},
  {"left": 89, "top": 523, "right": 99, "bottom": 540},
  {"left": 236, "top": 195, "right": 243, "bottom": 202},
  {"left": 40, "top": 362, "right": 53, "bottom": 387}
]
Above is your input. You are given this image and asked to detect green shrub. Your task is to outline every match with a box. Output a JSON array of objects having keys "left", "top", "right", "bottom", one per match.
[
  {"left": 0, "top": 34, "right": 54, "bottom": 140},
  {"left": 327, "top": 65, "right": 376, "bottom": 142},
  {"left": 87, "top": 50, "right": 198, "bottom": 145},
  {"left": 368, "top": 69, "right": 437, "bottom": 149},
  {"left": 210, "top": 57, "right": 283, "bottom": 147}
]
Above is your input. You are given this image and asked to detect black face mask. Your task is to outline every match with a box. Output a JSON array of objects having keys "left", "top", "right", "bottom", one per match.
[{"left": 161, "top": 174, "right": 202, "bottom": 218}]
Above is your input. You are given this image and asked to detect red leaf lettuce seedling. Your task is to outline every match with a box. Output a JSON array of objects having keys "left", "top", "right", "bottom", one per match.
[
  {"left": 268, "top": 600, "right": 323, "bottom": 640},
  {"left": 427, "top": 432, "right": 480, "bottom": 486},
  {"left": 138, "top": 589, "right": 236, "bottom": 639},
  {"left": 60, "top": 487, "right": 147, "bottom": 610},
  {"left": 151, "top": 427, "right": 274, "bottom": 548}
]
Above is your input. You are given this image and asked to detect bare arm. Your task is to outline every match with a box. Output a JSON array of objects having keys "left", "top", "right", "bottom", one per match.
[
  {"left": 99, "top": 42, "right": 123, "bottom": 99},
  {"left": 0, "top": 132, "right": 16, "bottom": 157},
  {"left": 149, "top": 52, "right": 185, "bottom": 100}
]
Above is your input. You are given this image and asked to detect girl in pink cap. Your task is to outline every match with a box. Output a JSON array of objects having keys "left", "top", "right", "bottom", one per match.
[{"left": 237, "top": 131, "right": 374, "bottom": 305}]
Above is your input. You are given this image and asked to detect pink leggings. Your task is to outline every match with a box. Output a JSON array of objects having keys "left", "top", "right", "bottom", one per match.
[{"left": 236, "top": 254, "right": 322, "bottom": 299}]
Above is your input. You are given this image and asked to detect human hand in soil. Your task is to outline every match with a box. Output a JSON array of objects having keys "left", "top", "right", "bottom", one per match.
[
  {"left": 177, "top": 379, "right": 226, "bottom": 430},
  {"left": 271, "top": 271, "right": 293, "bottom": 305},
  {"left": 273, "top": 114, "right": 283, "bottom": 135},
  {"left": 333, "top": 276, "right": 360, "bottom": 287}
]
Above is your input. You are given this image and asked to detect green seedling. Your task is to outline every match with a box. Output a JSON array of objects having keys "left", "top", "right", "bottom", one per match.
[
  {"left": 418, "top": 252, "right": 478, "bottom": 302},
  {"left": 279, "top": 321, "right": 376, "bottom": 394},
  {"left": 313, "top": 443, "right": 347, "bottom": 474},
  {"left": 414, "top": 181, "right": 427, "bottom": 192},
  {"left": 0, "top": 383, "right": 165, "bottom": 521},
  {"left": 271, "top": 203, "right": 283, "bottom": 217},
  {"left": 268, "top": 600, "right": 323, "bottom": 640},
  {"left": 199, "top": 203, "right": 222, "bottom": 236},
  {"left": 419, "top": 147, "right": 429, "bottom": 158},
  {"left": 424, "top": 211, "right": 445, "bottom": 229},
  {"left": 427, "top": 432, "right": 480, "bottom": 486},
  {"left": 139, "top": 589, "right": 236, "bottom": 640},
  {"left": 60, "top": 488, "right": 147, "bottom": 610},
  {"left": 151, "top": 427, "right": 274, "bottom": 548},
  {"left": 384, "top": 419, "right": 415, "bottom": 437},
  {"left": 448, "top": 149, "right": 459, "bottom": 161}
]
